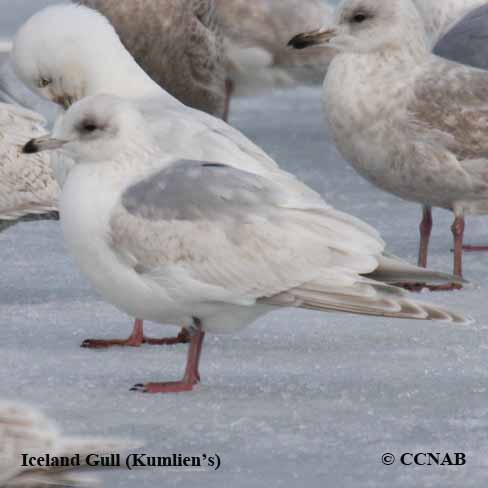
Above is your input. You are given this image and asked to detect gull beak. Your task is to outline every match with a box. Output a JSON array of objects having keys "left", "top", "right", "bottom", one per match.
[
  {"left": 288, "top": 28, "right": 338, "bottom": 50},
  {"left": 54, "top": 95, "right": 75, "bottom": 110},
  {"left": 23, "top": 135, "right": 67, "bottom": 154}
]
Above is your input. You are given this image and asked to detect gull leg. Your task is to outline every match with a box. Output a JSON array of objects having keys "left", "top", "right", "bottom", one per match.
[
  {"left": 223, "top": 78, "right": 234, "bottom": 123},
  {"left": 418, "top": 206, "right": 432, "bottom": 268},
  {"left": 397, "top": 207, "right": 463, "bottom": 292},
  {"left": 131, "top": 320, "right": 205, "bottom": 394},
  {"left": 396, "top": 206, "right": 433, "bottom": 291},
  {"left": 427, "top": 215, "right": 465, "bottom": 292},
  {"left": 81, "top": 320, "right": 190, "bottom": 349},
  {"left": 452, "top": 215, "right": 465, "bottom": 279}
]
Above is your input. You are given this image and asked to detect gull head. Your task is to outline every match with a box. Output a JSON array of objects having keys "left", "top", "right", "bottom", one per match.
[
  {"left": 12, "top": 4, "right": 127, "bottom": 109},
  {"left": 23, "top": 94, "right": 153, "bottom": 164},
  {"left": 289, "top": 0, "right": 428, "bottom": 56}
]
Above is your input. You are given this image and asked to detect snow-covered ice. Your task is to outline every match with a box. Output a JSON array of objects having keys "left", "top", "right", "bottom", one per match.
[
  {"left": 1, "top": 1, "right": 488, "bottom": 487},
  {"left": 1, "top": 86, "right": 487, "bottom": 488}
]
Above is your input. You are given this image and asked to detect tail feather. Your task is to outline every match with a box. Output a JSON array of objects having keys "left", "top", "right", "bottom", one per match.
[{"left": 260, "top": 280, "right": 470, "bottom": 325}]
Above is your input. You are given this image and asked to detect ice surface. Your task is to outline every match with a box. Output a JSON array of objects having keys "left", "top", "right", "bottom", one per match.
[{"left": 1, "top": 1, "right": 488, "bottom": 488}]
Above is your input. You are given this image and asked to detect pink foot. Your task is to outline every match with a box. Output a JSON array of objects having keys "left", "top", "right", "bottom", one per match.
[
  {"left": 143, "top": 329, "right": 190, "bottom": 346},
  {"left": 81, "top": 320, "right": 189, "bottom": 349},
  {"left": 131, "top": 325, "right": 205, "bottom": 395},
  {"left": 81, "top": 337, "right": 143, "bottom": 349},
  {"left": 394, "top": 282, "right": 463, "bottom": 292},
  {"left": 462, "top": 245, "right": 488, "bottom": 252},
  {"left": 131, "top": 380, "right": 197, "bottom": 394}
]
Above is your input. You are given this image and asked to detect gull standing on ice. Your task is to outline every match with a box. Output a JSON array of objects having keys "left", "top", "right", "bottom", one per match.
[
  {"left": 24, "top": 94, "right": 468, "bottom": 393},
  {"left": 289, "top": 0, "right": 488, "bottom": 287},
  {"left": 78, "top": 0, "right": 230, "bottom": 120},
  {"left": 214, "top": 0, "right": 335, "bottom": 97},
  {"left": 0, "top": 401, "right": 137, "bottom": 487}
]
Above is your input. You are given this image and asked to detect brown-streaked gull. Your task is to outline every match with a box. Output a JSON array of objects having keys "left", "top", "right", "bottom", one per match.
[
  {"left": 23, "top": 94, "right": 469, "bottom": 394},
  {"left": 0, "top": 400, "right": 139, "bottom": 487},
  {"left": 215, "top": 0, "right": 335, "bottom": 97},
  {"left": 289, "top": 0, "right": 488, "bottom": 288},
  {"left": 78, "top": 0, "right": 230, "bottom": 120},
  {"left": 434, "top": 3, "right": 488, "bottom": 71}
]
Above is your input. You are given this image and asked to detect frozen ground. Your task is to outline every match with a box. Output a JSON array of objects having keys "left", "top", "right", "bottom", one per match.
[{"left": 1, "top": 2, "right": 488, "bottom": 488}]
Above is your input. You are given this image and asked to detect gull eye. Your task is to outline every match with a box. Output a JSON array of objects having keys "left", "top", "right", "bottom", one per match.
[
  {"left": 82, "top": 122, "right": 98, "bottom": 133},
  {"left": 352, "top": 12, "right": 368, "bottom": 23},
  {"left": 37, "top": 77, "right": 52, "bottom": 88}
]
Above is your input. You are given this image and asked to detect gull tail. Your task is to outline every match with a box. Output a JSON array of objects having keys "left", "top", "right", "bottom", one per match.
[{"left": 260, "top": 278, "right": 470, "bottom": 325}]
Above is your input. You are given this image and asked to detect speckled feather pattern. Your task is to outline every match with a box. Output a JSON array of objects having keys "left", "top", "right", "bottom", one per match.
[
  {"left": 0, "top": 103, "right": 58, "bottom": 222},
  {"left": 79, "top": 0, "right": 228, "bottom": 116},
  {"left": 325, "top": 0, "right": 488, "bottom": 215}
]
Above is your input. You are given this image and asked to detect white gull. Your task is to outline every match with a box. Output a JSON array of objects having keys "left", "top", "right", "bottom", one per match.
[{"left": 23, "top": 94, "right": 468, "bottom": 393}]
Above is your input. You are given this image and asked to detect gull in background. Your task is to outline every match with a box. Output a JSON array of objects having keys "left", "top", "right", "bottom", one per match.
[
  {"left": 215, "top": 0, "right": 335, "bottom": 98},
  {"left": 0, "top": 400, "right": 138, "bottom": 487},
  {"left": 0, "top": 39, "right": 58, "bottom": 232},
  {"left": 78, "top": 0, "right": 231, "bottom": 120},
  {"left": 289, "top": 0, "right": 488, "bottom": 288},
  {"left": 412, "top": 0, "right": 488, "bottom": 46},
  {"left": 24, "top": 94, "right": 468, "bottom": 393},
  {"left": 434, "top": 4, "right": 488, "bottom": 74},
  {"left": 0, "top": 102, "right": 58, "bottom": 234}
]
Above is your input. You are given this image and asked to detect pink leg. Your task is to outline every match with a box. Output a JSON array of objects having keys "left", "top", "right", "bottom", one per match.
[
  {"left": 418, "top": 206, "right": 432, "bottom": 268},
  {"left": 223, "top": 78, "right": 234, "bottom": 123},
  {"left": 131, "top": 324, "right": 205, "bottom": 394},
  {"left": 426, "top": 216, "right": 465, "bottom": 291},
  {"left": 397, "top": 209, "right": 464, "bottom": 293},
  {"left": 396, "top": 206, "right": 432, "bottom": 291},
  {"left": 81, "top": 320, "right": 190, "bottom": 349},
  {"left": 452, "top": 215, "right": 465, "bottom": 278}
]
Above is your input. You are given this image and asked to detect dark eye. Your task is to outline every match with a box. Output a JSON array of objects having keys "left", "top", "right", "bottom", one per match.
[
  {"left": 352, "top": 12, "right": 368, "bottom": 23},
  {"left": 37, "top": 77, "right": 51, "bottom": 88},
  {"left": 83, "top": 122, "right": 98, "bottom": 133}
]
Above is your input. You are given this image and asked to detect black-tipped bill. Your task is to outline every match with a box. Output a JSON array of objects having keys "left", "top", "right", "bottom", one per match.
[
  {"left": 288, "top": 29, "right": 336, "bottom": 50},
  {"left": 23, "top": 136, "right": 66, "bottom": 154}
]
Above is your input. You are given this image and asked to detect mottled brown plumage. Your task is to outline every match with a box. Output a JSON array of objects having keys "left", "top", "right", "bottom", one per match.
[{"left": 79, "top": 0, "right": 228, "bottom": 117}]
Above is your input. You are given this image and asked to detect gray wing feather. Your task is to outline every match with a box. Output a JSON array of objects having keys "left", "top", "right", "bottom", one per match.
[
  {"left": 121, "top": 159, "right": 283, "bottom": 221},
  {"left": 434, "top": 5, "right": 488, "bottom": 70}
]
